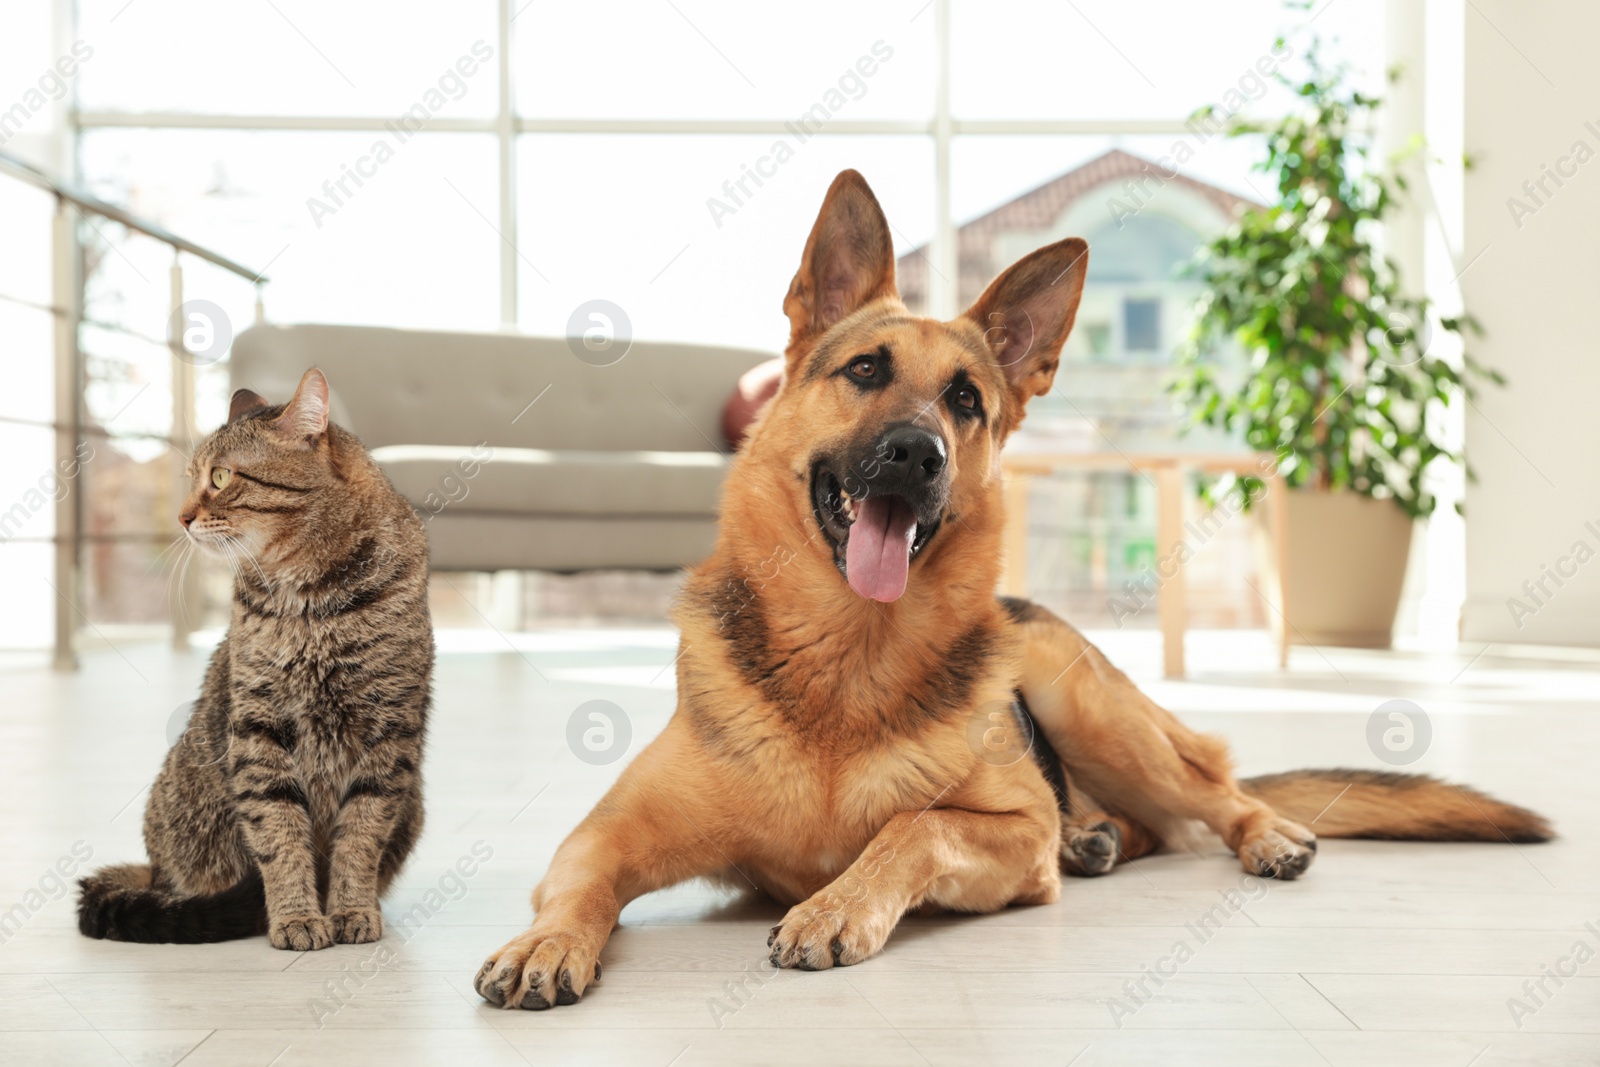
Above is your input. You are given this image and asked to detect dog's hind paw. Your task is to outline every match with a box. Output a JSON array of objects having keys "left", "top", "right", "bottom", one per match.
[
  {"left": 1061, "top": 820, "right": 1120, "bottom": 877},
  {"left": 1237, "top": 819, "right": 1317, "bottom": 880}
]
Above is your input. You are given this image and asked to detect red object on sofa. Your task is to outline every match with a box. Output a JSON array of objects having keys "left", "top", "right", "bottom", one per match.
[{"left": 721, "top": 357, "right": 785, "bottom": 449}]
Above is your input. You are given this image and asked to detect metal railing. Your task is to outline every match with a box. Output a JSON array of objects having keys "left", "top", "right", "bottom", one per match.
[{"left": 0, "top": 146, "right": 270, "bottom": 670}]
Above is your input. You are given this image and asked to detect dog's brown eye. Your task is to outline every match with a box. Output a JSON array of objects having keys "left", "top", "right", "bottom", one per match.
[
  {"left": 848, "top": 357, "right": 877, "bottom": 380},
  {"left": 956, "top": 387, "right": 978, "bottom": 410}
]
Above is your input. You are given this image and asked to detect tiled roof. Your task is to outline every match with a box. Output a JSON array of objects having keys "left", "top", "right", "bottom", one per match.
[{"left": 897, "top": 148, "right": 1259, "bottom": 307}]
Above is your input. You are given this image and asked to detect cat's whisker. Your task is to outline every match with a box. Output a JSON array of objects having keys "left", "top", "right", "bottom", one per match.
[
  {"left": 216, "top": 540, "right": 242, "bottom": 588},
  {"left": 175, "top": 541, "right": 199, "bottom": 631},
  {"left": 148, "top": 533, "right": 188, "bottom": 575},
  {"left": 162, "top": 540, "right": 192, "bottom": 624},
  {"left": 159, "top": 537, "right": 187, "bottom": 585},
  {"left": 227, "top": 542, "right": 256, "bottom": 594},
  {"left": 234, "top": 541, "right": 272, "bottom": 590},
  {"left": 218, "top": 540, "right": 248, "bottom": 594}
]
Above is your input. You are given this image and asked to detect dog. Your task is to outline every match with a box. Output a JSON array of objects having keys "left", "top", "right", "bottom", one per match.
[{"left": 474, "top": 170, "right": 1551, "bottom": 1010}]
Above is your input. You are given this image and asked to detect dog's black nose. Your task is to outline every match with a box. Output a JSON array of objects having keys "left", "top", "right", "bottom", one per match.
[{"left": 875, "top": 424, "right": 947, "bottom": 482}]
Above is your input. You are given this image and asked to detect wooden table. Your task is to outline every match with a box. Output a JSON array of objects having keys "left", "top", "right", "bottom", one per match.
[{"left": 1000, "top": 451, "right": 1290, "bottom": 679}]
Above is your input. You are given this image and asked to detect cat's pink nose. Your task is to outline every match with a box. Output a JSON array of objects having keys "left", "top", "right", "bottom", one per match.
[{"left": 179, "top": 510, "right": 196, "bottom": 528}]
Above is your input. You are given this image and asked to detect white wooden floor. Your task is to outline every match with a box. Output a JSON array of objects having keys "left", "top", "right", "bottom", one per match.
[{"left": 3, "top": 627, "right": 1598, "bottom": 1067}]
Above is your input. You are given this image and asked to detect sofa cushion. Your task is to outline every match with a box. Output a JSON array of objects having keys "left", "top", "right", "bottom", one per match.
[
  {"left": 371, "top": 445, "right": 728, "bottom": 519},
  {"left": 423, "top": 513, "right": 720, "bottom": 572},
  {"left": 231, "top": 324, "right": 776, "bottom": 453}
]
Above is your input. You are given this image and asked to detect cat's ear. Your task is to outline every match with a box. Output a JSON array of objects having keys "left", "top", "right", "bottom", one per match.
[
  {"left": 275, "top": 368, "right": 330, "bottom": 443},
  {"left": 229, "top": 388, "right": 269, "bottom": 422}
]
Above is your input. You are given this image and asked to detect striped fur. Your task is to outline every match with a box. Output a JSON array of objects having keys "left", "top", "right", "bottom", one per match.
[{"left": 78, "top": 369, "right": 432, "bottom": 949}]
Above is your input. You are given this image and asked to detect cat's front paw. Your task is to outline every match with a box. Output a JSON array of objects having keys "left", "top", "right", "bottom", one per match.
[
  {"left": 270, "top": 912, "right": 334, "bottom": 951},
  {"left": 330, "top": 906, "right": 383, "bottom": 945}
]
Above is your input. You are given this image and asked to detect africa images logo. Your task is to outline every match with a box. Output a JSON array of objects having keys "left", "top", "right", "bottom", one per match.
[{"left": 704, "top": 40, "right": 894, "bottom": 228}]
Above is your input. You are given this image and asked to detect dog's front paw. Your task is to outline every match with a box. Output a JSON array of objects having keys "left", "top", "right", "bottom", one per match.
[
  {"left": 270, "top": 912, "right": 334, "bottom": 951},
  {"left": 330, "top": 906, "right": 383, "bottom": 944},
  {"left": 475, "top": 927, "right": 602, "bottom": 1010},
  {"left": 1237, "top": 818, "right": 1317, "bottom": 880},
  {"left": 768, "top": 894, "right": 894, "bottom": 971}
]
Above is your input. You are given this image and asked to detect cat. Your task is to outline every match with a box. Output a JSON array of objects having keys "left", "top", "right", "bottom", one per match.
[{"left": 77, "top": 368, "right": 433, "bottom": 949}]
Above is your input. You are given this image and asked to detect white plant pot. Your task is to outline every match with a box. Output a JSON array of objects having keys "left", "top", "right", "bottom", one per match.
[{"left": 1254, "top": 490, "right": 1414, "bottom": 649}]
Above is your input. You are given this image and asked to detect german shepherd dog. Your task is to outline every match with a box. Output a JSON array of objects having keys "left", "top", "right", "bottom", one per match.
[{"left": 475, "top": 171, "right": 1551, "bottom": 1010}]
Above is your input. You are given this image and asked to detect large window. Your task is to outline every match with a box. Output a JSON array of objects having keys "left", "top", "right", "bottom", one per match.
[
  {"left": 73, "top": 0, "right": 1384, "bottom": 339},
  {"left": 1, "top": 0, "right": 1389, "bottom": 643}
]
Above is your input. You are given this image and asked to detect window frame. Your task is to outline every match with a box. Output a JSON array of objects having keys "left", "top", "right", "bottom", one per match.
[{"left": 71, "top": 0, "right": 1204, "bottom": 326}]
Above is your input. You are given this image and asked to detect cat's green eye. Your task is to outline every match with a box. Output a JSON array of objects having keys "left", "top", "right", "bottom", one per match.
[{"left": 210, "top": 467, "right": 231, "bottom": 490}]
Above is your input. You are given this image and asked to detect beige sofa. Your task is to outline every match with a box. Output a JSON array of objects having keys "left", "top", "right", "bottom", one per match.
[{"left": 230, "top": 324, "right": 775, "bottom": 571}]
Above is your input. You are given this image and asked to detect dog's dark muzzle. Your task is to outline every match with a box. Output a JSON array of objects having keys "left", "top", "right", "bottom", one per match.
[
  {"left": 811, "top": 423, "right": 950, "bottom": 591},
  {"left": 858, "top": 423, "right": 948, "bottom": 500}
]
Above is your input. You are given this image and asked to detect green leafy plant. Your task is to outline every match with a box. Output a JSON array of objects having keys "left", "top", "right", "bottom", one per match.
[{"left": 1170, "top": 45, "right": 1500, "bottom": 519}]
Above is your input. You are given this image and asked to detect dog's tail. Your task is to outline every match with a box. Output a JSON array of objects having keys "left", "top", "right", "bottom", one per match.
[
  {"left": 1239, "top": 769, "right": 1553, "bottom": 843},
  {"left": 77, "top": 863, "right": 267, "bottom": 943}
]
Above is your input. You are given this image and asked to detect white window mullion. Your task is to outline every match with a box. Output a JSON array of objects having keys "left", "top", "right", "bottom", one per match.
[
  {"left": 930, "top": 0, "right": 957, "bottom": 319},
  {"left": 497, "top": 0, "right": 518, "bottom": 329}
]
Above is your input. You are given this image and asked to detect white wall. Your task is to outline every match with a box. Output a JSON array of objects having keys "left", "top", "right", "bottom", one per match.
[{"left": 1460, "top": 0, "right": 1600, "bottom": 645}]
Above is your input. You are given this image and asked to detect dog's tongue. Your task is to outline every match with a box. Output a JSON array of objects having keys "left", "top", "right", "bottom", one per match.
[{"left": 845, "top": 495, "right": 918, "bottom": 602}]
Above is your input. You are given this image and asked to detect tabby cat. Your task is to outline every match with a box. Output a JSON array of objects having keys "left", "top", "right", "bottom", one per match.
[{"left": 78, "top": 368, "right": 433, "bottom": 949}]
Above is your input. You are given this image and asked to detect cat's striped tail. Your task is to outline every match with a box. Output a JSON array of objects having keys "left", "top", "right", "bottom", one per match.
[{"left": 77, "top": 863, "right": 267, "bottom": 943}]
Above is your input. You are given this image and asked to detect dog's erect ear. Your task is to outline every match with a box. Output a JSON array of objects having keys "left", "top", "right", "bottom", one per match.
[
  {"left": 229, "top": 388, "right": 269, "bottom": 423},
  {"left": 274, "top": 368, "right": 330, "bottom": 444},
  {"left": 961, "top": 238, "right": 1089, "bottom": 417},
  {"left": 783, "top": 170, "right": 897, "bottom": 363}
]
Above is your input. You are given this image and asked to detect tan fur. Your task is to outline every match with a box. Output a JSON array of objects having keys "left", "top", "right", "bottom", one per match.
[
  {"left": 474, "top": 170, "right": 1547, "bottom": 1011},
  {"left": 1240, "top": 770, "right": 1551, "bottom": 842},
  {"left": 1011, "top": 607, "right": 1318, "bottom": 876}
]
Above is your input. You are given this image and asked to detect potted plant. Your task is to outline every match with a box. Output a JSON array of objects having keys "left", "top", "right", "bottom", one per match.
[{"left": 1170, "top": 48, "right": 1500, "bottom": 648}]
